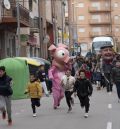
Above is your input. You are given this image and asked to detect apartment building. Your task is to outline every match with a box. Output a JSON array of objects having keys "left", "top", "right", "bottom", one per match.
[
  {"left": 69, "top": 0, "right": 120, "bottom": 53},
  {"left": 0, "top": 0, "right": 68, "bottom": 59}
]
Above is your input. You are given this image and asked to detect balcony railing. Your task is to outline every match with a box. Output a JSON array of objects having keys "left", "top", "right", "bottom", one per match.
[
  {"left": 1, "top": 3, "right": 30, "bottom": 27},
  {"left": 28, "top": 35, "right": 37, "bottom": 46},
  {"left": 89, "top": 19, "right": 111, "bottom": 25},
  {"left": 89, "top": 7, "right": 111, "bottom": 13},
  {"left": 30, "top": 17, "right": 39, "bottom": 33},
  {"left": 89, "top": 31, "right": 111, "bottom": 37}
]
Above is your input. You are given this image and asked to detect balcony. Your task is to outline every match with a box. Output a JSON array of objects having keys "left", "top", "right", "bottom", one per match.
[
  {"left": 89, "top": 7, "right": 111, "bottom": 13},
  {"left": 28, "top": 35, "right": 37, "bottom": 46},
  {"left": 1, "top": 3, "right": 30, "bottom": 27},
  {"left": 30, "top": 17, "right": 39, "bottom": 33},
  {"left": 90, "top": 31, "right": 111, "bottom": 37},
  {"left": 89, "top": 19, "right": 111, "bottom": 25}
]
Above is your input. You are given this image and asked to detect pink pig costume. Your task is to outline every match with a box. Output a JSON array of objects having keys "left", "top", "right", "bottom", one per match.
[{"left": 48, "top": 43, "right": 70, "bottom": 109}]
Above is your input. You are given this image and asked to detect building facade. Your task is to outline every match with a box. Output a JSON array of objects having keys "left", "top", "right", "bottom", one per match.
[
  {"left": 68, "top": 0, "right": 120, "bottom": 53},
  {"left": 0, "top": 0, "right": 68, "bottom": 59}
]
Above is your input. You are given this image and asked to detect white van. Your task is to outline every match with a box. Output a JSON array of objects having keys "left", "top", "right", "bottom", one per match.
[{"left": 92, "top": 36, "right": 114, "bottom": 54}]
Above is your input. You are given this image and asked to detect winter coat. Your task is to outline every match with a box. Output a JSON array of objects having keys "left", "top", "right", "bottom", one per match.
[
  {"left": 111, "top": 67, "right": 120, "bottom": 83},
  {"left": 0, "top": 74, "right": 12, "bottom": 96},
  {"left": 74, "top": 78, "right": 93, "bottom": 97},
  {"left": 25, "top": 81, "right": 42, "bottom": 98}
]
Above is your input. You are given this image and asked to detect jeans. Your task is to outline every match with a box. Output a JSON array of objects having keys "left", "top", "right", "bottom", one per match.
[
  {"left": 0, "top": 96, "right": 12, "bottom": 120},
  {"left": 31, "top": 98, "right": 40, "bottom": 113}
]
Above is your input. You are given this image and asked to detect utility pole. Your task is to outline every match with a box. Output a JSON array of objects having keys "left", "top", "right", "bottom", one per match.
[
  {"left": 61, "top": 0, "right": 65, "bottom": 44},
  {"left": 38, "top": 0, "right": 43, "bottom": 57},
  {"left": 16, "top": 0, "right": 20, "bottom": 56},
  {"left": 52, "top": 0, "right": 57, "bottom": 45}
]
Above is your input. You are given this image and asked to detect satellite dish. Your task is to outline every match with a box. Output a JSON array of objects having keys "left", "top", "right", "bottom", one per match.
[
  {"left": 30, "top": 12, "right": 34, "bottom": 19},
  {"left": 4, "top": 0, "right": 11, "bottom": 10}
]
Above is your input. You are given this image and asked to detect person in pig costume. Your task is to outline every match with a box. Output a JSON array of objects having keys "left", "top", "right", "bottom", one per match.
[{"left": 48, "top": 43, "right": 70, "bottom": 109}]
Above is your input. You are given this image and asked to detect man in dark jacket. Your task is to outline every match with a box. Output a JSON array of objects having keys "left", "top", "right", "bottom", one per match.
[
  {"left": 0, "top": 66, "right": 13, "bottom": 125},
  {"left": 100, "top": 44, "right": 114, "bottom": 92},
  {"left": 74, "top": 70, "right": 93, "bottom": 118},
  {"left": 111, "top": 60, "right": 120, "bottom": 102}
]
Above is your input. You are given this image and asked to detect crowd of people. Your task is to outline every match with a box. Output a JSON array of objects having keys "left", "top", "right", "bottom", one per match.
[{"left": 0, "top": 43, "right": 120, "bottom": 126}]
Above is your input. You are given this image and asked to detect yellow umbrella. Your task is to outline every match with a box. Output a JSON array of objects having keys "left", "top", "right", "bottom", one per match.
[{"left": 16, "top": 57, "right": 41, "bottom": 66}]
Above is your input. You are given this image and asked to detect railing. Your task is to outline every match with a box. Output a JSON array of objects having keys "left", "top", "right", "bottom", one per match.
[
  {"left": 89, "top": 7, "right": 111, "bottom": 12},
  {"left": 90, "top": 31, "right": 111, "bottom": 37},
  {"left": 89, "top": 19, "right": 111, "bottom": 25},
  {"left": 1, "top": 3, "right": 30, "bottom": 26},
  {"left": 28, "top": 35, "right": 37, "bottom": 45},
  {"left": 30, "top": 17, "right": 39, "bottom": 28}
]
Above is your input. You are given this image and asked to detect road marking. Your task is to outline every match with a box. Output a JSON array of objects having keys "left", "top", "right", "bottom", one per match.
[
  {"left": 107, "top": 122, "right": 112, "bottom": 129},
  {"left": 108, "top": 104, "right": 112, "bottom": 109},
  {"left": 15, "top": 112, "right": 20, "bottom": 115}
]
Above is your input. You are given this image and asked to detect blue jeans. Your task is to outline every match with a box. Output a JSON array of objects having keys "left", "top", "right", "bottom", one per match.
[{"left": 115, "top": 81, "right": 120, "bottom": 99}]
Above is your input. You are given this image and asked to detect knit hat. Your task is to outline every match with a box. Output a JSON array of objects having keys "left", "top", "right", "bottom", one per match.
[{"left": 0, "top": 66, "right": 6, "bottom": 71}]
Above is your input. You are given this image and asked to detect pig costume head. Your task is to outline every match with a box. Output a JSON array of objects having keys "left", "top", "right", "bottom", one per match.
[{"left": 48, "top": 43, "right": 70, "bottom": 70}]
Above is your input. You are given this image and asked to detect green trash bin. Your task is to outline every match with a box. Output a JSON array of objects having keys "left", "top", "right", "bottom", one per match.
[{"left": 0, "top": 58, "right": 30, "bottom": 99}]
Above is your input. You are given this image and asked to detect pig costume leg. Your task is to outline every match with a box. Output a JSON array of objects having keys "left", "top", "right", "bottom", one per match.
[{"left": 52, "top": 88, "right": 64, "bottom": 109}]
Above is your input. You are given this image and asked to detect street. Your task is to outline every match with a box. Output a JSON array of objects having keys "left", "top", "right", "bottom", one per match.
[{"left": 0, "top": 86, "right": 120, "bottom": 129}]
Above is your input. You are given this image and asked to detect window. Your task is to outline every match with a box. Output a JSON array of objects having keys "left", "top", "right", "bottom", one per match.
[
  {"left": 76, "top": 3, "right": 84, "bottom": 8},
  {"left": 92, "top": 15, "right": 100, "bottom": 20},
  {"left": 78, "top": 28, "right": 85, "bottom": 33},
  {"left": 78, "top": 16, "right": 85, "bottom": 20},
  {"left": 114, "top": 16, "right": 119, "bottom": 20},
  {"left": 91, "top": 2, "right": 100, "bottom": 8},
  {"left": 114, "top": 2, "right": 118, "bottom": 7},
  {"left": 105, "top": 2, "right": 109, "bottom": 7},
  {"left": 92, "top": 27, "right": 101, "bottom": 32},
  {"left": 115, "top": 27, "right": 119, "bottom": 32}
]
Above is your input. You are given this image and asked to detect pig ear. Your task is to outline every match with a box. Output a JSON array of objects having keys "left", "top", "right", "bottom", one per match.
[
  {"left": 48, "top": 44, "right": 56, "bottom": 51},
  {"left": 58, "top": 43, "right": 68, "bottom": 49}
]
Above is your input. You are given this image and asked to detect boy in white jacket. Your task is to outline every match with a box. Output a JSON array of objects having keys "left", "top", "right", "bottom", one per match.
[{"left": 61, "top": 69, "right": 75, "bottom": 112}]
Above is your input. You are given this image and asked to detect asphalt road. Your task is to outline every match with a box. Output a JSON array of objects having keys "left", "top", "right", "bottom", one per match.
[{"left": 0, "top": 85, "right": 120, "bottom": 129}]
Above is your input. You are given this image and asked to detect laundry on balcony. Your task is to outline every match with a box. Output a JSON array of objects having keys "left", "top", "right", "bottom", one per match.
[{"left": 27, "top": 35, "right": 37, "bottom": 46}]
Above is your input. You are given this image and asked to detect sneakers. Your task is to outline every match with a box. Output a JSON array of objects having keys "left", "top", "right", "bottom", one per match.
[
  {"left": 2, "top": 111, "right": 6, "bottom": 119},
  {"left": 8, "top": 119, "right": 12, "bottom": 126},
  {"left": 54, "top": 106, "right": 57, "bottom": 109},
  {"left": 67, "top": 107, "right": 72, "bottom": 113},
  {"left": 84, "top": 113, "right": 88, "bottom": 118},
  {"left": 33, "top": 113, "right": 37, "bottom": 117}
]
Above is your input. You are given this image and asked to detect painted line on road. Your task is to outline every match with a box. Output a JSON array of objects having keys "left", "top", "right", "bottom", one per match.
[
  {"left": 108, "top": 104, "right": 112, "bottom": 109},
  {"left": 15, "top": 112, "right": 20, "bottom": 115},
  {"left": 107, "top": 122, "right": 112, "bottom": 129}
]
